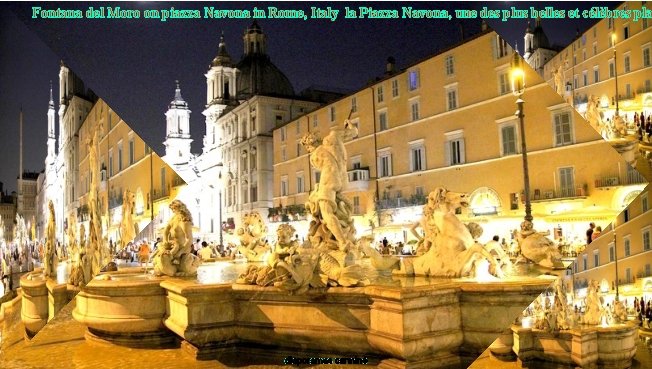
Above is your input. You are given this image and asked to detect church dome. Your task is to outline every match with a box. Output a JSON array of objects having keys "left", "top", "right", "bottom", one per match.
[
  {"left": 236, "top": 55, "right": 295, "bottom": 98},
  {"left": 235, "top": 21, "right": 295, "bottom": 99}
]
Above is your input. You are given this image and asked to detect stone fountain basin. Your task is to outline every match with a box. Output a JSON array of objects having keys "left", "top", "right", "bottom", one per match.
[
  {"left": 20, "top": 270, "right": 48, "bottom": 337},
  {"left": 512, "top": 322, "right": 639, "bottom": 369},
  {"left": 72, "top": 271, "right": 171, "bottom": 347}
]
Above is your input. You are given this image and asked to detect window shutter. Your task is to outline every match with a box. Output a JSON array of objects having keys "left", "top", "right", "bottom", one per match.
[
  {"left": 459, "top": 138, "right": 466, "bottom": 164},
  {"left": 445, "top": 141, "right": 451, "bottom": 166}
]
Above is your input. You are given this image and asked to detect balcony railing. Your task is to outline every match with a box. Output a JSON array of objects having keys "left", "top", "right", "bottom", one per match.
[
  {"left": 376, "top": 195, "right": 427, "bottom": 210},
  {"left": 595, "top": 171, "right": 647, "bottom": 188},
  {"left": 531, "top": 184, "right": 587, "bottom": 201},
  {"left": 345, "top": 168, "right": 370, "bottom": 192}
]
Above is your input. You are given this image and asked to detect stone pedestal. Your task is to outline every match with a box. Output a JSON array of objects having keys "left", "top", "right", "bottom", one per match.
[
  {"left": 458, "top": 278, "right": 554, "bottom": 356},
  {"left": 20, "top": 272, "right": 48, "bottom": 338},
  {"left": 73, "top": 273, "right": 174, "bottom": 348},
  {"left": 46, "top": 279, "right": 69, "bottom": 321}
]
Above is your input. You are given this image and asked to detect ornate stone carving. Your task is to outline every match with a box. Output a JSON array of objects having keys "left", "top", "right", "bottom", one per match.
[
  {"left": 119, "top": 189, "right": 136, "bottom": 251},
  {"left": 152, "top": 200, "right": 201, "bottom": 277},
  {"left": 236, "top": 212, "right": 270, "bottom": 262},
  {"left": 514, "top": 220, "right": 563, "bottom": 269},
  {"left": 581, "top": 279, "right": 603, "bottom": 325},
  {"left": 44, "top": 201, "right": 58, "bottom": 278}
]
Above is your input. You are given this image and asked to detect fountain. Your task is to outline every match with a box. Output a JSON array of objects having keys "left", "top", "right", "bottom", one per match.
[
  {"left": 69, "top": 120, "right": 558, "bottom": 367},
  {"left": 235, "top": 212, "right": 270, "bottom": 262},
  {"left": 585, "top": 95, "right": 639, "bottom": 167},
  {"left": 118, "top": 189, "right": 137, "bottom": 251},
  {"left": 509, "top": 278, "right": 638, "bottom": 368}
]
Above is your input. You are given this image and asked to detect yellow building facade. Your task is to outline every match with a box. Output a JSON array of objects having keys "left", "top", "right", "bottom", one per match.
[
  {"left": 543, "top": 1, "right": 652, "bottom": 120},
  {"left": 573, "top": 188, "right": 652, "bottom": 306},
  {"left": 76, "top": 99, "right": 183, "bottom": 246},
  {"left": 272, "top": 30, "right": 646, "bottom": 245}
]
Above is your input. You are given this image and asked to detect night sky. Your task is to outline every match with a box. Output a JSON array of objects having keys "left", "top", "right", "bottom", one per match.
[{"left": 0, "top": 1, "right": 617, "bottom": 193}]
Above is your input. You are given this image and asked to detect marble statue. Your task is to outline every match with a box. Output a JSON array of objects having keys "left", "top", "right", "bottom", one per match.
[
  {"left": 612, "top": 298, "right": 628, "bottom": 324},
  {"left": 553, "top": 65, "right": 564, "bottom": 96},
  {"left": 585, "top": 95, "right": 605, "bottom": 134},
  {"left": 552, "top": 278, "right": 574, "bottom": 330},
  {"left": 236, "top": 212, "right": 270, "bottom": 262},
  {"left": 581, "top": 279, "right": 603, "bottom": 325},
  {"left": 237, "top": 120, "right": 368, "bottom": 293},
  {"left": 390, "top": 188, "right": 505, "bottom": 278},
  {"left": 119, "top": 189, "right": 136, "bottom": 251},
  {"left": 67, "top": 213, "right": 77, "bottom": 260},
  {"left": 152, "top": 200, "right": 201, "bottom": 277},
  {"left": 69, "top": 223, "right": 91, "bottom": 287},
  {"left": 44, "top": 200, "right": 57, "bottom": 278},
  {"left": 302, "top": 120, "right": 358, "bottom": 252},
  {"left": 514, "top": 220, "right": 563, "bottom": 269}
]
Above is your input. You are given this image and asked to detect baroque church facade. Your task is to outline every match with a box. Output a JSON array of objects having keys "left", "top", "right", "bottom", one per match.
[{"left": 163, "top": 21, "right": 319, "bottom": 240}]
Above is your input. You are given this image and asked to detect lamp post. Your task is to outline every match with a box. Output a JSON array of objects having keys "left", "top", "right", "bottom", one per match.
[
  {"left": 613, "top": 224, "right": 620, "bottom": 301},
  {"left": 511, "top": 51, "right": 532, "bottom": 223},
  {"left": 612, "top": 33, "right": 620, "bottom": 116}
]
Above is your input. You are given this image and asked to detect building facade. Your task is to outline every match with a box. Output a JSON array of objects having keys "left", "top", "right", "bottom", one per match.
[
  {"left": 272, "top": 29, "right": 646, "bottom": 246},
  {"left": 541, "top": 1, "right": 652, "bottom": 122},
  {"left": 162, "top": 22, "right": 319, "bottom": 242}
]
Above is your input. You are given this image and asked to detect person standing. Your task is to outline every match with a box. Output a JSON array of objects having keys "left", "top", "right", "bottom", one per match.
[
  {"left": 586, "top": 222, "right": 595, "bottom": 245},
  {"left": 138, "top": 241, "right": 150, "bottom": 267}
]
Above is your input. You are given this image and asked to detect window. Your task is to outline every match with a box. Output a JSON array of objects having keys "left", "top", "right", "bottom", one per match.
[
  {"left": 351, "top": 97, "right": 357, "bottom": 113},
  {"left": 624, "top": 54, "right": 630, "bottom": 73},
  {"left": 296, "top": 172, "right": 304, "bottom": 193},
  {"left": 573, "top": 74, "right": 578, "bottom": 89},
  {"left": 609, "top": 243, "right": 615, "bottom": 262},
  {"left": 647, "top": 264, "right": 651, "bottom": 277},
  {"left": 160, "top": 167, "right": 166, "bottom": 191},
  {"left": 275, "top": 114, "right": 283, "bottom": 126},
  {"left": 495, "top": 36, "right": 510, "bottom": 58},
  {"left": 582, "top": 70, "right": 588, "bottom": 86},
  {"left": 446, "top": 86, "right": 458, "bottom": 111},
  {"left": 379, "top": 110, "right": 388, "bottom": 131},
  {"left": 377, "top": 86, "right": 384, "bottom": 103},
  {"left": 626, "top": 83, "right": 632, "bottom": 98},
  {"left": 446, "top": 131, "right": 465, "bottom": 166},
  {"left": 593, "top": 66, "right": 599, "bottom": 83},
  {"left": 313, "top": 114, "right": 318, "bottom": 128},
  {"left": 643, "top": 192, "right": 649, "bottom": 212},
  {"left": 582, "top": 49, "right": 586, "bottom": 61},
  {"left": 593, "top": 250, "right": 600, "bottom": 267},
  {"left": 445, "top": 55, "right": 455, "bottom": 76},
  {"left": 558, "top": 167, "right": 575, "bottom": 197},
  {"left": 644, "top": 18, "right": 649, "bottom": 30},
  {"left": 626, "top": 268, "right": 632, "bottom": 283},
  {"left": 408, "top": 70, "right": 419, "bottom": 91},
  {"left": 498, "top": 71, "right": 509, "bottom": 95},
  {"left": 378, "top": 150, "right": 392, "bottom": 177},
  {"left": 250, "top": 185, "right": 257, "bottom": 203},
  {"left": 623, "top": 24, "right": 629, "bottom": 40},
  {"left": 280, "top": 176, "right": 288, "bottom": 196},
  {"left": 281, "top": 146, "right": 286, "bottom": 161},
  {"left": 280, "top": 126, "right": 286, "bottom": 142},
  {"left": 608, "top": 18, "right": 613, "bottom": 30},
  {"left": 353, "top": 196, "right": 360, "bottom": 214},
  {"left": 643, "top": 46, "right": 651, "bottom": 67},
  {"left": 624, "top": 237, "right": 631, "bottom": 256},
  {"left": 409, "top": 141, "right": 425, "bottom": 172},
  {"left": 296, "top": 142, "right": 301, "bottom": 156},
  {"left": 582, "top": 254, "right": 587, "bottom": 270},
  {"left": 109, "top": 151, "right": 113, "bottom": 177},
  {"left": 609, "top": 59, "right": 615, "bottom": 78},
  {"left": 500, "top": 124, "right": 518, "bottom": 156},
  {"left": 553, "top": 111, "right": 573, "bottom": 146},
  {"left": 330, "top": 106, "right": 336, "bottom": 122},
  {"left": 644, "top": 228, "right": 651, "bottom": 251},
  {"left": 410, "top": 100, "right": 420, "bottom": 121},
  {"left": 128, "top": 138, "right": 135, "bottom": 165},
  {"left": 592, "top": 42, "right": 597, "bottom": 56},
  {"left": 118, "top": 142, "right": 123, "bottom": 171},
  {"left": 392, "top": 79, "right": 399, "bottom": 97}
]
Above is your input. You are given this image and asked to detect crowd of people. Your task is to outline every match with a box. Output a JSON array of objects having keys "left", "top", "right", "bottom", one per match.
[
  {"left": 633, "top": 111, "right": 652, "bottom": 143},
  {"left": 634, "top": 296, "right": 652, "bottom": 328}
]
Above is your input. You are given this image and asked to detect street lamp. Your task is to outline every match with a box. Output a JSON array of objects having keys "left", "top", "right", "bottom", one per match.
[
  {"left": 613, "top": 224, "right": 620, "bottom": 301},
  {"left": 511, "top": 51, "right": 532, "bottom": 223},
  {"left": 612, "top": 33, "right": 619, "bottom": 116}
]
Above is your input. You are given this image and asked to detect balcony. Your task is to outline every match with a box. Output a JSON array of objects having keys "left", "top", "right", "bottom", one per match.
[
  {"left": 344, "top": 168, "right": 370, "bottom": 192},
  {"left": 376, "top": 194, "right": 427, "bottom": 210},
  {"left": 531, "top": 184, "right": 588, "bottom": 202},
  {"left": 595, "top": 170, "right": 647, "bottom": 188}
]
